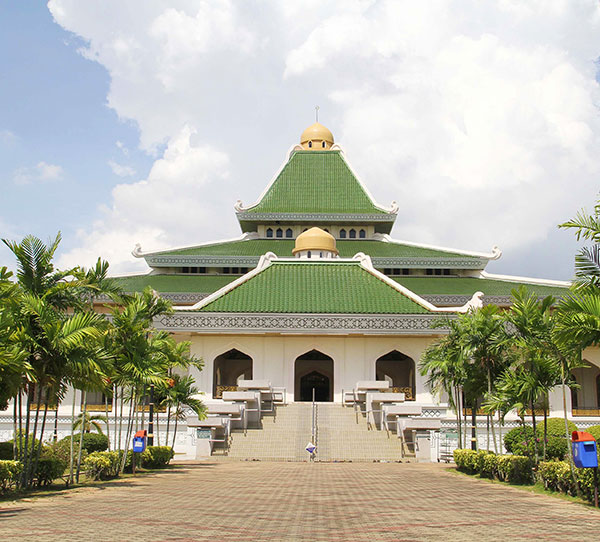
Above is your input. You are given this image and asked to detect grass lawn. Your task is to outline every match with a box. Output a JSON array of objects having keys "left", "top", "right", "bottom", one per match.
[{"left": 449, "top": 465, "right": 598, "bottom": 509}]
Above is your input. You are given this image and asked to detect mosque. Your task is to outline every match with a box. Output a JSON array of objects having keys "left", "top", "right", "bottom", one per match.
[
  {"left": 113, "top": 122, "right": 600, "bottom": 439},
  {"left": 3, "top": 123, "right": 597, "bottom": 459}
]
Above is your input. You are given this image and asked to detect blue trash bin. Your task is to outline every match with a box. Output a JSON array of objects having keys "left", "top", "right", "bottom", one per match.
[{"left": 572, "top": 431, "right": 598, "bottom": 469}]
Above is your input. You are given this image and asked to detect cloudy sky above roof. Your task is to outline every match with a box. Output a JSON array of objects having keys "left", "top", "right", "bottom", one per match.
[{"left": 1, "top": 1, "right": 599, "bottom": 279}]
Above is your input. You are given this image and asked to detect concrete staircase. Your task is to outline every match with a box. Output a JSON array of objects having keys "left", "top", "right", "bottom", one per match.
[{"left": 222, "top": 402, "right": 408, "bottom": 462}]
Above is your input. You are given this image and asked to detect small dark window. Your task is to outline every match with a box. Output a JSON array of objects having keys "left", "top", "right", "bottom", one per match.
[
  {"left": 276, "top": 228, "right": 283, "bottom": 238},
  {"left": 319, "top": 252, "right": 323, "bottom": 257},
  {"left": 359, "top": 229, "right": 366, "bottom": 238},
  {"left": 308, "top": 141, "right": 312, "bottom": 148},
  {"left": 223, "top": 268, "right": 230, "bottom": 274},
  {"left": 434, "top": 269, "right": 442, "bottom": 276},
  {"left": 340, "top": 229, "right": 347, "bottom": 239},
  {"left": 443, "top": 269, "right": 451, "bottom": 276},
  {"left": 307, "top": 251, "right": 312, "bottom": 258},
  {"left": 402, "top": 269, "right": 410, "bottom": 275},
  {"left": 191, "top": 267, "right": 198, "bottom": 274},
  {"left": 426, "top": 269, "right": 433, "bottom": 276},
  {"left": 266, "top": 228, "right": 273, "bottom": 238},
  {"left": 198, "top": 267, "right": 206, "bottom": 274},
  {"left": 182, "top": 267, "right": 189, "bottom": 274},
  {"left": 322, "top": 141, "right": 326, "bottom": 148},
  {"left": 285, "top": 228, "right": 293, "bottom": 238},
  {"left": 384, "top": 269, "right": 391, "bottom": 275},
  {"left": 323, "top": 228, "right": 329, "bottom": 233},
  {"left": 241, "top": 267, "right": 249, "bottom": 274},
  {"left": 349, "top": 229, "right": 356, "bottom": 239},
  {"left": 231, "top": 267, "right": 239, "bottom": 274}
]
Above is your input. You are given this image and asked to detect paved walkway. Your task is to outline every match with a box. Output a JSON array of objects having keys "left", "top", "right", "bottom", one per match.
[{"left": 1, "top": 461, "right": 599, "bottom": 541}]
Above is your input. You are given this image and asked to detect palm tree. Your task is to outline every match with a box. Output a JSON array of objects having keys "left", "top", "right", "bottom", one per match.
[
  {"left": 164, "top": 375, "right": 206, "bottom": 450},
  {"left": 73, "top": 411, "right": 108, "bottom": 433},
  {"left": 2, "top": 233, "right": 112, "bottom": 488},
  {"left": 459, "top": 305, "right": 510, "bottom": 452},
  {"left": 420, "top": 317, "right": 467, "bottom": 448}
]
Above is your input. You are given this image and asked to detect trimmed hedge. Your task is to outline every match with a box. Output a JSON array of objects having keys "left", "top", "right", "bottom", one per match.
[
  {"left": 0, "top": 460, "right": 23, "bottom": 492},
  {"left": 59, "top": 433, "right": 109, "bottom": 453},
  {"left": 538, "top": 460, "right": 600, "bottom": 504},
  {"left": 35, "top": 455, "right": 67, "bottom": 487},
  {"left": 503, "top": 422, "right": 573, "bottom": 461},
  {"left": 141, "top": 446, "right": 174, "bottom": 469},
  {"left": 537, "top": 418, "right": 577, "bottom": 438},
  {"left": 503, "top": 426, "right": 534, "bottom": 454},
  {"left": 84, "top": 451, "right": 121, "bottom": 480},
  {"left": 454, "top": 449, "right": 533, "bottom": 484},
  {"left": 0, "top": 441, "right": 14, "bottom": 460}
]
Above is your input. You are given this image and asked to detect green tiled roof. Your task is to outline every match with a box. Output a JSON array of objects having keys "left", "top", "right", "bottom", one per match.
[
  {"left": 242, "top": 151, "right": 389, "bottom": 215},
  {"left": 198, "top": 261, "right": 430, "bottom": 314},
  {"left": 115, "top": 274, "right": 236, "bottom": 293},
  {"left": 391, "top": 277, "right": 568, "bottom": 297},
  {"left": 153, "top": 239, "right": 480, "bottom": 260}
]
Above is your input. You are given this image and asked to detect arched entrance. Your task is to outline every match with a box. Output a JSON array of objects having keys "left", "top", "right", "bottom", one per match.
[
  {"left": 376, "top": 350, "right": 415, "bottom": 400},
  {"left": 295, "top": 350, "right": 334, "bottom": 402},
  {"left": 213, "top": 349, "right": 253, "bottom": 398}
]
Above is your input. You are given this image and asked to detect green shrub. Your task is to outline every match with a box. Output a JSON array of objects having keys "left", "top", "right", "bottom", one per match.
[
  {"left": 34, "top": 453, "right": 67, "bottom": 487},
  {"left": 536, "top": 418, "right": 577, "bottom": 438},
  {"left": 584, "top": 425, "right": 600, "bottom": 443},
  {"left": 59, "top": 433, "right": 109, "bottom": 453},
  {"left": 83, "top": 451, "right": 121, "bottom": 480},
  {"left": 47, "top": 438, "right": 88, "bottom": 466},
  {"left": 496, "top": 455, "right": 533, "bottom": 484},
  {"left": 0, "top": 441, "right": 14, "bottom": 460},
  {"left": 537, "top": 460, "right": 576, "bottom": 495},
  {"left": 503, "top": 426, "right": 534, "bottom": 454},
  {"left": 478, "top": 451, "right": 498, "bottom": 479},
  {"left": 0, "top": 460, "right": 23, "bottom": 492},
  {"left": 140, "top": 446, "right": 174, "bottom": 469},
  {"left": 453, "top": 449, "right": 479, "bottom": 473}
]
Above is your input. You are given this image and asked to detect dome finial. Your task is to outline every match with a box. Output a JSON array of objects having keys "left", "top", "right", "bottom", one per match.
[
  {"left": 300, "top": 118, "right": 334, "bottom": 151},
  {"left": 293, "top": 227, "right": 338, "bottom": 258}
]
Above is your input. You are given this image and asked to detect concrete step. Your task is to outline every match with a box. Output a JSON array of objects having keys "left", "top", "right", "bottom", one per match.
[{"left": 221, "top": 403, "right": 413, "bottom": 462}]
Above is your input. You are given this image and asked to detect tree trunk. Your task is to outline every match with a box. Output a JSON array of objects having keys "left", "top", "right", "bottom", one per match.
[
  {"left": 76, "top": 390, "right": 87, "bottom": 483},
  {"left": 470, "top": 399, "right": 477, "bottom": 451},
  {"left": 562, "top": 379, "right": 580, "bottom": 495},
  {"left": 543, "top": 399, "right": 548, "bottom": 461},
  {"left": 454, "top": 386, "right": 462, "bottom": 449},
  {"left": 117, "top": 387, "right": 124, "bottom": 450},
  {"left": 172, "top": 405, "right": 179, "bottom": 450},
  {"left": 68, "top": 389, "right": 76, "bottom": 485},
  {"left": 166, "top": 402, "right": 171, "bottom": 446},
  {"left": 24, "top": 383, "right": 43, "bottom": 487},
  {"left": 53, "top": 397, "right": 59, "bottom": 443},
  {"left": 32, "top": 389, "right": 50, "bottom": 487},
  {"left": 18, "top": 389, "right": 23, "bottom": 463},
  {"left": 12, "top": 394, "right": 18, "bottom": 461},
  {"left": 156, "top": 410, "right": 160, "bottom": 446},
  {"left": 104, "top": 394, "right": 111, "bottom": 451},
  {"left": 119, "top": 392, "right": 136, "bottom": 474},
  {"left": 487, "top": 367, "right": 498, "bottom": 453},
  {"left": 531, "top": 400, "right": 539, "bottom": 465}
]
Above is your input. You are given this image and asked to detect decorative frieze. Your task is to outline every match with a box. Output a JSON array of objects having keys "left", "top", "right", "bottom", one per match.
[
  {"left": 236, "top": 212, "right": 396, "bottom": 223},
  {"left": 154, "top": 312, "right": 447, "bottom": 335}
]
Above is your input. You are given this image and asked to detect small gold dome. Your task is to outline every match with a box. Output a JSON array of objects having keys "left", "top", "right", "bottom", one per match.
[
  {"left": 292, "top": 227, "right": 338, "bottom": 255},
  {"left": 300, "top": 122, "right": 334, "bottom": 150}
]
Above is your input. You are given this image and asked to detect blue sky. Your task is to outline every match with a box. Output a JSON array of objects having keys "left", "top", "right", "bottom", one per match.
[
  {"left": 2, "top": 1, "right": 600, "bottom": 281},
  {"left": 0, "top": 3, "right": 152, "bottom": 259}
]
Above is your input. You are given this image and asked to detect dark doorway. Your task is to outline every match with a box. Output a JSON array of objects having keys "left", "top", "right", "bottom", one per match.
[
  {"left": 295, "top": 350, "right": 334, "bottom": 402},
  {"left": 375, "top": 350, "right": 415, "bottom": 400},
  {"left": 213, "top": 349, "right": 253, "bottom": 398},
  {"left": 300, "top": 371, "right": 330, "bottom": 402}
]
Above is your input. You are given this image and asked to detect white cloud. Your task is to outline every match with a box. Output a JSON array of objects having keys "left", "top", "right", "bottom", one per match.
[
  {"left": 48, "top": 0, "right": 600, "bottom": 278},
  {"left": 108, "top": 160, "right": 136, "bottom": 177},
  {"left": 0, "top": 129, "right": 17, "bottom": 145},
  {"left": 58, "top": 126, "right": 232, "bottom": 274},
  {"left": 13, "top": 161, "right": 64, "bottom": 185}
]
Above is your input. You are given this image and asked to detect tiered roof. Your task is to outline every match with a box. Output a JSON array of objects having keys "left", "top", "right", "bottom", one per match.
[{"left": 235, "top": 150, "right": 397, "bottom": 233}]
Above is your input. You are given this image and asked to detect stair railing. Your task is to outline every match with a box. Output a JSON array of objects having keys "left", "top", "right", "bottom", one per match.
[{"left": 311, "top": 387, "right": 317, "bottom": 462}]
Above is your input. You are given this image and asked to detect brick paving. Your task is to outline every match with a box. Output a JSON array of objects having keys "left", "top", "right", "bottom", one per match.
[{"left": 1, "top": 461, "right": 599, "bottom": 541}]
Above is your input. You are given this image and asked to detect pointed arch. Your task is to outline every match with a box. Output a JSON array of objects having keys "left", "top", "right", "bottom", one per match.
[
  {"left": 213, "top": 348, "right": 253, "bottom": 398},
  {"left": 375, "top": 350, "right": 415, "bottom": 400},
  {"left": 294, "top": 349, "right": 334, "bottom": 402}
]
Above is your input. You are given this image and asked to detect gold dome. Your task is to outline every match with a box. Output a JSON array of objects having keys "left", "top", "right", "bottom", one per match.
[
  {"left": 300, "top": 122, "right": 334, "bottom": 150},
  {"left": 292, "top": 227, "right": 338, "bottom": 255}
]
